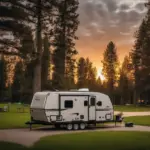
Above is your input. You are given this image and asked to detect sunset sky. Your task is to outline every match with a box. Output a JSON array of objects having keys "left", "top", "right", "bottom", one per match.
[{"left": 76, "top": 0, "right": 147, "bottom": 69}]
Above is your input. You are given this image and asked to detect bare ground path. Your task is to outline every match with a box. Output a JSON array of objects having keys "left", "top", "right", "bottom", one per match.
[
  {"left": 0, "top": 125, "right": 150, "bottom": 147},
  {"left": 0, "top": 111, "right": 150, "bottom": 147}
]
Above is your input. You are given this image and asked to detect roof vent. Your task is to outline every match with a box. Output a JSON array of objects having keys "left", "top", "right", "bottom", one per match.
[
  {"left": 78, "top": 88, "right": 89, "bottom": 92},
  {"left": 70, "top": 89, "right": 78, "bottom": 91}
]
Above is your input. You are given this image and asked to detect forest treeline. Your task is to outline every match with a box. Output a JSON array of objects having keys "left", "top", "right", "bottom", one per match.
[{"left": 0, "top": 0, "right": 150, "bottom": 105}]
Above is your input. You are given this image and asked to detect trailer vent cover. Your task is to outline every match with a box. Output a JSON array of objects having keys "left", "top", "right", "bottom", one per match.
[{"left": 78, "top": 88, "right": 89, "bottom": 91}]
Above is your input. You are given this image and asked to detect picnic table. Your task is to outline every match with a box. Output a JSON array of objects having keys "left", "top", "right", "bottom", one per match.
[
  {"left": 16, "top": 103, "right": 29, "bottom": 113},
  {"left": 17, "top": 105, "right": 25, "bottom": 113},
  {"left": 0, "top": 105, "right": 9, "bottom": 112}
]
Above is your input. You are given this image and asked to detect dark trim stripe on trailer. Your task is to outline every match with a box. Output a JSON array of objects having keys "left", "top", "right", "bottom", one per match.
[
  {"left": 59, "top": 95, "right": 91, "bottom": 97},
  {"left": 59, "top": 95, "right": 61, "bottom": 116},
  {"left": 96, "top": 108, "right": 113, "bottom": 111},
  {"left": 31, "top": 108, "right": 67, "bottom": 111}
]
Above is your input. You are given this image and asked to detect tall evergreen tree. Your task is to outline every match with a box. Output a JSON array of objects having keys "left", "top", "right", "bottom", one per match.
[
  {"left": 0, "top": 54, "right": 7, "bottom": 99},
  {"left": 119, "top": 56, "right": 131, "bottom": 104},
  {"left": 102, "top": 41, "right": 119, "bottom": 103},
  {"left": 12, "top": 60, "right": 24, "bottom": 102},
  {"left": 131, "top": 20, "right": 146, "bottom": 104},
  {"left": 131, "top": 2, "right": 150, "bottom": 104},
  {"left": 0, "top": 0, "right": 54, "bottom": 93},
  {"left": 0, "top": 0, "right": 32, "bottom": 54},
  {"left": 85, "top": 60, "right": 97, "bottom": 90},
  {"left": 65, "top": 58, "right": 76, "bottom": 90},
  {"left": 52, "top": 0, "right": 79, "bottom": 89},
  {"left": 41, "top": 34, "right": 51, "bottom": 90},
  {"left": 77, "top": 57, "right": 97, "bottom": 90},
  {"left": 19, "top": 30, "right": 35, "bottom": 100},
  {"left": 77, "top": 57, "right": 86, "bottom": 88}
]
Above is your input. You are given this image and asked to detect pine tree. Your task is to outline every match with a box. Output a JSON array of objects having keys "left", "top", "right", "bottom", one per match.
[
  {"left": 131, "top": 20, "right": 146, "bottom": 104},
  {"left": 85, "top": 58, "right": 91, "bottom": 87},
  {"left": 0, "top": 54, "right": 7, "bottom": 99},
  {"left": 86, "top": 62, "right": 97, "bottom": 90},
  {"left": 0, "top": 0, "right": 54, "bottom": 93},
  {"left": 0, "top": 0, "right": 32, "bottom": 53},
  {"left": 77, "top": 57, "right": 97, "bottom": 90},
  {"left": 41, "top": 34, "right": 51, "bottom": 90},
  {"left": 12, "top": 60, "right": 24, "bottom": 102},
  {"left": 119, "top": 56, "right": 131, "bottom": 104},
  {"left": 77, "top": 57, "right": 86, "bottom": 88},
  {"left": 102, "top": 41, "right": 119, "bottom": 103},
  {"left": 131, "top": 2, "right": 150, "bottom": 104},
  {"left": 65, "top": 58, "right": 76, "bottom": 90},
  {"left": 52, "top": 0, "right": 79, "bottom": 89}
]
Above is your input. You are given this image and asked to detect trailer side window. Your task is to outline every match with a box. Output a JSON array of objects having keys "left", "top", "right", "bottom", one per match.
[
  {"left": 84, "top": 101, "right": 88, "bottom": 106},
  {"left": 97, "top": 101, "right": 102, "bottom": 106},
  {"left": 90, "top": 97, "right": 96, "bottom": 106},
  {"left": 64, "top": 100, "right": 73, "bottom": 108}
]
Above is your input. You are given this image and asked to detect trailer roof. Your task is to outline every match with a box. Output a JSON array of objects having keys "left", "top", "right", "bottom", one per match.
[{"left": 37, "top": 91, "right": 109, "bottom": 97}]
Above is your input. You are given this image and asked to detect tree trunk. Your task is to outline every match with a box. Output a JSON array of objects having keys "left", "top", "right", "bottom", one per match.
[
  {"left": 33, "top": 0, "right": 42, "bottom": 94},
  {"left": 61, "top": 0, "right": 67, "bottom": 85},
  {"left": 33, "top": 60, "right": 42, "bottom": 93},
  {"left": 0, "top": 53, "right": 4, "bottom": 99},
  {"left": 120, "top": 96, "right": 124, "bottom": 105},
  {"left": 133, "top": 89, "right": 139, "bottom": 105}
]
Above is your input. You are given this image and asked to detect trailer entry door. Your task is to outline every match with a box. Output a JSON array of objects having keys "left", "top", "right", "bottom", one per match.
[{"left": 89, "top": 96, "right": 96, "bottom": 121}]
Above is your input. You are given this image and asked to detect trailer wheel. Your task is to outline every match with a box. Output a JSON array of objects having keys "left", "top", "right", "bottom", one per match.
[
  {"left": 80, "top": 123, "right": 86, "bottom": 130},
  {"left": 66, "top": 124, "right": 73, "bottom": 130},
  {"left": 73, "top": 124, "right": 79, "bottom": 130}
]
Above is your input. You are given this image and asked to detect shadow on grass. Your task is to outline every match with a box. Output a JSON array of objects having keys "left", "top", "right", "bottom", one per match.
[
  {"left": 30, "top": 123, "right": 119, "bottom": 132},
  {"left": 0, "top": 142, "right": 26, "bottom": 150}
]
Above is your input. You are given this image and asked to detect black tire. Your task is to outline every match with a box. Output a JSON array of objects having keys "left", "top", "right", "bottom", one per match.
[
  {"left": 79, "top": 123, "right": 86, "bottom": 130},
  {"left": 73, "top": 124, "right": 79, "bottom": 130},
  {"left": 66, "top": 124, "right": 73, "bottom": 130}
]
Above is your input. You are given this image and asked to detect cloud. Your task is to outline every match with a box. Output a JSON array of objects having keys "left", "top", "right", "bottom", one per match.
[
  {"left": 120, "top": 32, "right": 131, "bottom": 36},
  {"left": 135, "top": 2, "right": 147, "bottom": 12},
  {"left": 119, "top": 4, "right": 130, "bottom": 11},
  {"left": 77, "top": 0, "right": 147, "bottom": 67}
]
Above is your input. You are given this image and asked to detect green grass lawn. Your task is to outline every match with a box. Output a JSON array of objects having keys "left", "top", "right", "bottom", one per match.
[
  {"left": 0, "top": 103, "right": 150, "bottom": 129},
  {"left": 0, "top": 103, "right": 30, "bottom": 129},
  {"left": 124, "top": 116, "right": 150, "bottom": 126},
  {"left": 1, "top": 142, "right": 26, "bottom": 150},
  {"left": 114, "top": 105, "right": 150, "bottom": 112},
  {"left": 0, "top": 112, "right": 30, "bottom": 129},
  {"left": 1, "top": 132, "right": 150, "bottom": 150},
  {"left": 0, "top": 103, "right": 30, "bottom": 113}
]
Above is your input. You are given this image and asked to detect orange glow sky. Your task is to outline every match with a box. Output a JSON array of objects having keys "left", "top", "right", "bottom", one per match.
[{"left": 75, "top": 0, "right": 147, "bottom": 69}]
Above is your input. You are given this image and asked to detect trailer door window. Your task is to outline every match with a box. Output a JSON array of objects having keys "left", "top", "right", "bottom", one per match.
[
  {"left": 90, "top": 97, "right": 96, "bottom": 106},
  {"left": 84, "top": 100, "right": 88, "bottom": 106},
  {"left": 65, "top": 100, "right": 73, "bottom": 108}
]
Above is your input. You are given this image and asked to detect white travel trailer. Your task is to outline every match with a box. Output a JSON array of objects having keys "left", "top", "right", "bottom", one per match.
[{"left": 30, "top": 89, "right": 114, "bottom": 130}]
